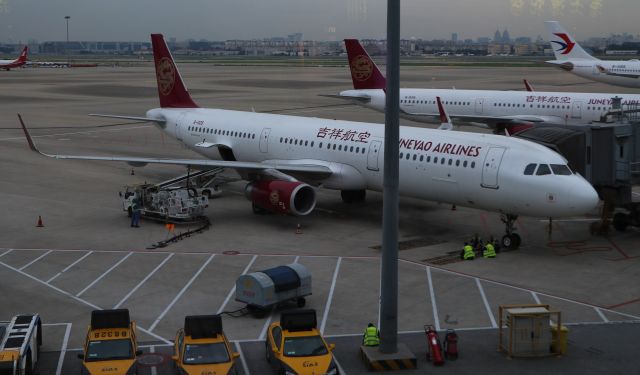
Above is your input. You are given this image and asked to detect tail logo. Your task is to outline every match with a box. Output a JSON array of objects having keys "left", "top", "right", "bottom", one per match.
[
  {"left": 350, "top": 55, "right": 373, "bottom": 82},
  {"left": 551, "top": 33, "right": 575, "bottom": 55},
  {"left": 156, "top": 57, "right": 176, "bottom": 96}
]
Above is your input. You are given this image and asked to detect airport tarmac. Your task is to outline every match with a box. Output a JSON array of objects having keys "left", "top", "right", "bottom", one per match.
[{"left": 1, "top": 63, "right": 639, "bottom": 374}]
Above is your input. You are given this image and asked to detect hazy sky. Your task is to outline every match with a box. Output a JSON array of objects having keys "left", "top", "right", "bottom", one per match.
[{"left": 1, "top": 0, "right": 638, "bottom": 43}]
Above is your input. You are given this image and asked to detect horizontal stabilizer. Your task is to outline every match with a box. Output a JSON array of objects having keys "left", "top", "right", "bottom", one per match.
[{"left": 89, "top": 114, "right": 166, "bottom": 123}]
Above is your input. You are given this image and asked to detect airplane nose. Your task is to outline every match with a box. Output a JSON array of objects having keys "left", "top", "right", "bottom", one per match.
[{"left": 570, "top": 181, "right": 600, "bottom": 214}]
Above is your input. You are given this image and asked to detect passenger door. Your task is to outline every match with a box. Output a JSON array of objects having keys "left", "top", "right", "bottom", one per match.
[
  {"left": 475, "top": 98, "right": 485, "bottom": 114},
  {"left": 260, "top": 128, "right": 271, "bottom": 153},
  {"left": 175, "top": 113, "right": 187, "bottom": 141},
  {"left": 367, "top": 140, "right": 382, "bottom": 171},
  {"left": 481, "top": 147, "right": 506, "bottom": 189},
  {"left": 571, "top": 101, "right": 583, "bottom": 119}
]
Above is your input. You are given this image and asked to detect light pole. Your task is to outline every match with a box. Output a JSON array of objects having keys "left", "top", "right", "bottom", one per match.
[{"left": 65, "top": 16, "right": 70, "bottom": 65}]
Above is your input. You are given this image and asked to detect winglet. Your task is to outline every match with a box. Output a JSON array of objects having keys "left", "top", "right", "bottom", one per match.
[
  {"left": 523, "top": 79, "right": 534, "bottom": 92},
  {"left": 436, "top": 97, "right": 453, "bottom": 130},
  {"left": 17, "top": 114, "right": 40, "bottom": 153},
  {"left": 343, "top": 39, "right": 386, "bottom": 90}
]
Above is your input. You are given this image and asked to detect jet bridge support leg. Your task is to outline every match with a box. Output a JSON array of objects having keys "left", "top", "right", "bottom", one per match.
[{"left": 501, "top": 214, "right": 521, "bottom": 250}]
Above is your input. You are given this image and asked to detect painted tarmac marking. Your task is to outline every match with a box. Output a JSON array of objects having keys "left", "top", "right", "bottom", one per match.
[
  {"left": 0, "top": 125, "right": 151, "bottom": 142},
  {"left": 217, "top": 255, "right": 258, "bottom": 315},
  {"left": 258, "top": 255, "right": 299, "bottom": 341},
  {"left": 531, "top": 291, "right": 542, "bottom": 304},
  {"left": 475, "top": 278, "right": 497, "bottom": 328},
  {"left": 19, "top": 250, "right": 53, "bottom": 271},
  {"left": 55, "top": 323, "right": 72, "bottom": 375},
  {"left": 0, "top": 249, "right": 13, "bottom": 258},
  {"left": 426, "top": 266, "right": 441, "bottom": 331},
  {"left": 594, "top": 307, "right": 610, "bottom": 323},
  {"left": 47, "top": 250, "right": 94, "bottom": 283},
  {"left": 320, "top": 257, "right": 342, "bottom": 334},
  {"left": 150, "top": 346, "right": 157, "bottom": 375},
  {"left": 234, "top": 342, "right": 251, "bottom": 375},
  {"left": 76, "top": 252, "right": 133, "bottom": 297},
  {"left": 149, "top": 254, "right": 216, "bottom": 332},
  {"left": 0, "top": 258, "right": 172, "bottom": 345},
  {"left": 114, "top": 253, "right": 175, "bottom": 309}
]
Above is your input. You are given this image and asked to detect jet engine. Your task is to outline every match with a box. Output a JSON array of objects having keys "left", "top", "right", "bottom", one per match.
[{"left": 245, "top": 180, "right": 316, "bottom": 216}]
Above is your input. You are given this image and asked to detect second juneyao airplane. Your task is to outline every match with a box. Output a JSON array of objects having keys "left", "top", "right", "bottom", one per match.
[
  {"left": 0, "top": 46, "right": 28, "bottom": 71},
  {"left": 19, "top": 34, "right": 600, "bottom": 249},
  {"left": 336, "top": 39, "right": 640, "bottom": 131},
  {"left": 545, "top": 21, "right": 640, "bottom": 89}
]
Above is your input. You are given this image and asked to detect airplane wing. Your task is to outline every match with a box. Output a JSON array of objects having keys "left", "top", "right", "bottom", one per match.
[
  {"left": 18, "top": 114, "right": 332, "bottom": 178},
  {"left": 399, "top": 108, "right": 561, "bottom": 127},
  {"left": 319, "top": 94, "right": 371, "bottom": 103},
  {"left": 89, "top": 114, "right": 167, "bottom": 123}
]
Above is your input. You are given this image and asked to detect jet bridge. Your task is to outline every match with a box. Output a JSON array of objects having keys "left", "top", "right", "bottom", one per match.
[{"left": 515, "top": 97, "right": 640, "bottom": 232}]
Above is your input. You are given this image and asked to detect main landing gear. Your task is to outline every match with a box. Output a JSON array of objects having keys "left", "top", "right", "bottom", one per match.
[{"left": 501, "top": 214, "right": 521, "bottom": 250}]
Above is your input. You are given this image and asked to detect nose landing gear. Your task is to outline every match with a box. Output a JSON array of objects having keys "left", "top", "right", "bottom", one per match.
[{"left": 501, "top": 214, "right": 521, "bottom": 250}]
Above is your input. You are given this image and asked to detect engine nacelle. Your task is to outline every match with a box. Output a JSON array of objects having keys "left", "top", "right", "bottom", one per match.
[{"left": 245, "top": 180, "right": 316, "bottom": 216}]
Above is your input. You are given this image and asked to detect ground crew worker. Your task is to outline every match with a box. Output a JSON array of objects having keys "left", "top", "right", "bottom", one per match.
[
  {"left": 362, "top": 323, "right": 380, "bottom": 346},
  {"left": 131, "top": 196, "right": 141, "bottom": 228},
  {"left": 462, "top": 242, "right": 475, "bottom": 260},
  {"left": 483, "top": 241, "right": 497, "bottom": 258}
]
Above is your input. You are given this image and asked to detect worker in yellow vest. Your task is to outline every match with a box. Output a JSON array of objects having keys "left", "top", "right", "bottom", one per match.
[
  {"left": 362, "top": 323, "right": 380, "bottom": 346},
  {"left": 462, "top": 242, "right": 475, "bottom": 260},
  {"left": 483, "top": 241, "right": 497, "bottom": 258}
]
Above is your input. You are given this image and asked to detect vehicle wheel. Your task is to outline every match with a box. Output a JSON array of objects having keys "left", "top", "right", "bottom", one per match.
[
  {"left": 613, "top": 213, "right": 629, "bottom": 232},
  {"left": 265, "top": 342, "right": 272, "bottom": 363},
  {"left": 127, "top": 206, "right": 132, "bottom": 218},
  {"left": 252, "top": 203, "right": 266, "bottom": 215},
  {"left": 297, "top": 297, "right": 306, "bottom": 308},
  {"left": 512, "top": 233, "right": 521, "bottom": 248}
]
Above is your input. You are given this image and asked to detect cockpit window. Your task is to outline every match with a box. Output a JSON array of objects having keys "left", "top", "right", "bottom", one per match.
[
  {"left": 536, "top": 164, "right": 551, "bottom": 176},
  {"left": 550, "top": 164, "right": 572, "bottom": 175},
  {"left": 524, "top": 163, "right": 537, "bottom": 175}
]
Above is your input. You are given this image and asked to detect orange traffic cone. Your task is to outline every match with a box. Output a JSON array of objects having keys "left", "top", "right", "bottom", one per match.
[
  {"left": 295, "top": 223, "right": 303, "bottom": 234},
  {"left": 36, "top": 216, "right": 44, "bottom": 227}
]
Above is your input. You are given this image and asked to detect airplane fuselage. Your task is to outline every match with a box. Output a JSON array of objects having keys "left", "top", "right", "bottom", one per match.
[
  {"left": 147, "top": 107, "right": 598, "bottom": 218},
  {"left": 561, "top": 59, "right": 640, "bottom": 89},
  {"left": 340, "top": 88, "right": 640, "bottom": 126}
]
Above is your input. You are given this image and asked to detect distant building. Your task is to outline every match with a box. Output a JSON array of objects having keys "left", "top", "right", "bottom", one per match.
[
  {"left": 451, "top": 33, "right": 458, "bottom": 44},
  {"left": 502, "top": 29, "right": 511, "bottom": 43},
  {"left": 494, "top": 29, "right": 502, "bottom": 43}
]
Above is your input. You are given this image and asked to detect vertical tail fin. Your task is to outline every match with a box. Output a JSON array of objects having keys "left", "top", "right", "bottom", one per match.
[
  {"left": 150, "top": 34, "right": 198, "bottom": 108},
  {"left": 544, "top": 21, "right": 597, "bottom": 61},
  {"left": 436, "top": 97, "right": 453, "bottom": 130},
  {"left": 344, "top": 39, "right": 386, "bottom": 90},
  {"left": 17, "top": 46, "right": 28, "bottom": 63}
]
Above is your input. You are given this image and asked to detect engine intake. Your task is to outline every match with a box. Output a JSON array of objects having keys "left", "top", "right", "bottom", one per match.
[{"left": 245, "top": 180, "right": 316, "bottom": 216}]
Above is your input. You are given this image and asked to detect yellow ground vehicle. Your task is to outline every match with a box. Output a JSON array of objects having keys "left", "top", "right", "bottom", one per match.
[
  {"left": 78, "top": 309, "right": 141, "bottom": 375},
  {"left": 173, "top": 315, "right": 240, "bottom": 375},
  {"left": 265, "top": 310, "right": 338, "bottom": 375}
]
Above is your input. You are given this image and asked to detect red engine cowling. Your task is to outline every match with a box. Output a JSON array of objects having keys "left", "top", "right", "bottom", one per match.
[{"left": 245, "top": 180, "right": 316, "bottom": 216}]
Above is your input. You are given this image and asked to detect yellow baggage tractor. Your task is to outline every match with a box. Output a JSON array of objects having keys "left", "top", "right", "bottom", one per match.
[
  {"left": 173, "top": 315, "right": 240, "bottom": 375},
  {"left": 78, "top": 309, "right": 141, "bottom": 375}
]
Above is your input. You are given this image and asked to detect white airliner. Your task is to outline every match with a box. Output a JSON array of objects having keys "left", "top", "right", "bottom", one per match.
[
  {"left": 336, "top": 39, "right": 640, "bottom": 132},
  {"left": 19, "top": 34, "right": 600, "bottom": 249},
  {"left": 0, "top": 46, "right": 28, "bottom": 71},
  {"left": 545, "top": 21, "right": 640, "bottom": 89}
]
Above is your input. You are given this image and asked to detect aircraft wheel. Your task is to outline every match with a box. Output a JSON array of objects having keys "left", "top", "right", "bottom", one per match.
[
  {"left": 341, "top": 189, "right": 366, "bottom": 204},
  {"left": 501, "top": 234, "right": 520, "bottom": 250},
  {"left": 297, "top": 297, "right": 306, "bottom": 308},
  {"left": 613, "top": 213, "right": 629, "bottom": 232}
]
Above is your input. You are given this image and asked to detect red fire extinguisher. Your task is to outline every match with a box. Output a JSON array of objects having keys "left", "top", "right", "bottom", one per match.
[
  {"left": 444, "top": 329, "right": 458, "bottom": 360},
  {"left": 424, "top": 325, "right": 444, "bottom": 366}
]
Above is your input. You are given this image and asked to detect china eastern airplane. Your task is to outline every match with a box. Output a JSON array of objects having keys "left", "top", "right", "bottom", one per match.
[
  {"left": 334, "top": 39, "right": 640, "bottom": 132},
  {"left": 18, "top": 34, "right": 600, "bottom": 249},
  {"left": 545, "top": 21, "right": 640, "bottom": 89},
  {"left": 0, "top": 46, "right": 28, "bottom": 71}
]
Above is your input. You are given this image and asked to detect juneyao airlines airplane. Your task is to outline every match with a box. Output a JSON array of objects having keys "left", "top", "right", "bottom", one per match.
[
  {"left": 545, "top": 21, "right": 640, "bottom": 89},
  {"left": 19, "top": 34, "right": 600, "bottom": 250},
  {"left": 335, "top": 39, "right": 640, "bottom": 132},
  {"left": 0, "top": 46, "right": 28, "bottom": 71}
]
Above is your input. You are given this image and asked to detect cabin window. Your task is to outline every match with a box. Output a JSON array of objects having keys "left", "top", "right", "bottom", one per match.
[
  {"left": 441, "top": 158, "right": 445, "bottom": 165},
  {"left": 311, "top": 141, "right": 314, "bottom": 147},
  {"left": 434, "top": 157, "right": 438, "bottom": 164},
  {"left": 448, "top": 159, "right": 452, "bottom": 165},
  {"left": 524, "top": 163, "right": 536, "bottom": 175},
  {"left": 406, "top": 153, "right": 410, "bottom": 160},
  {"left": 305, "top": 140, "right": 309, "bottom": 146},
  {"left": 471, "top": 161, "right": 476, "bottom": 168},
  {"left": 427, "top": 156, "right": 431, "bottom": 162},
  {"left": 356, "top": 147, "right": 360, "bottom": 153},
  {"left": 420, "top": 155, "right": 424, "bottom": 162},
  {"left": 333, "top": 144, "right": 337, "bottom": 150},
  {"left": 455, "top": 159, "right": 460, "bottom": 166},
  {"left": 536, "top": 164, "right": 551, "bottom": 175},
  {"left": 463, "top": 160, "right": 468, "bottom": 167},
  {"left": 399, "top": 152, "right": 404, "bottom": 158},
  {"left": 280, "top": 137, "right": 283, "bottom": 143},
  {"left": 350, "top": 146, "right": 354, "bottom": 152},
  {"left": 550, "top": 164, "right": 572, "bottom": 175}
]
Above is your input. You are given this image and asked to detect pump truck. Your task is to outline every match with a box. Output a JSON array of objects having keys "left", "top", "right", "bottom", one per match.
[{"left": 0, "top": 314, "right": 42, "bottom": 375}]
